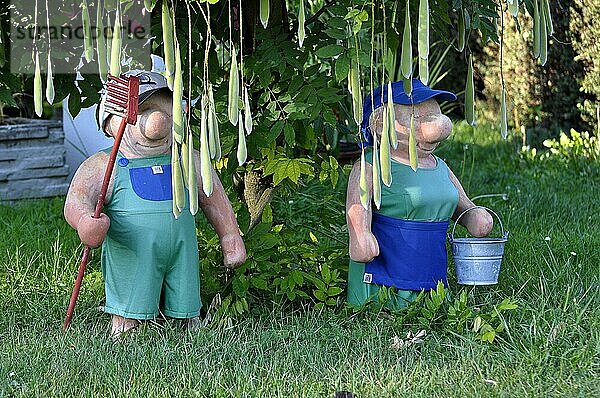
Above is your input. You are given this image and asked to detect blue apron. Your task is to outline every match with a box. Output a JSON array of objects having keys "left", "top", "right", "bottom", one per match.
[{"left": 364, "top": 212, "right": 449, "bottom": 290}]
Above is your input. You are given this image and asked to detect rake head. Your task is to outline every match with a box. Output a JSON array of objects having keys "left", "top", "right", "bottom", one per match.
[{"left": 104, "top": 73, "right": 140, "bottom": 125}]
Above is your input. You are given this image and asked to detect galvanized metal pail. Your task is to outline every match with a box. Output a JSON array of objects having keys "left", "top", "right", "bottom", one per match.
[{"left": 448, "top": 206, "right": 509, "bottom": 285}]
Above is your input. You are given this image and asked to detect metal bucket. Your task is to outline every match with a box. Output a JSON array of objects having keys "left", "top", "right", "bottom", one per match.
[{"left": 448, "top": 206, "right": 509, "bottom": 285}]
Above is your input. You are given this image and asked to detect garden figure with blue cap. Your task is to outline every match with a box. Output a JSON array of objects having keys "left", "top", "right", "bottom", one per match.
[
  {"left": 64, "top": 71, "right": 246, "bottom": 336},
  {"left": 346, "top": 79, "right": 493, "bottom": 309}
]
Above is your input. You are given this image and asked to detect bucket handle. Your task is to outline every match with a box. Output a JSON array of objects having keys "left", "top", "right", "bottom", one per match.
[{"left": 449, "top": 206, "right": 508, "bottom": 241}]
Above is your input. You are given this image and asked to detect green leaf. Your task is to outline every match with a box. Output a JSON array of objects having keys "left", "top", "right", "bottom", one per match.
[
  {"left": 321, "top": 263, "right": 331, "bottom": 282},
  {"left": 232, "top": 276, "right": 249, "bottom": 298},
  {"left": 323, "top": 108, "right": 337, "bottom": 125},
  {"left": 304, "top": 64, "right": 321, "bottom": 77},
  {"left": 314, "top": 289, "right": 327, "bottom": 301},
  {"left": 68, "top": 88, "right": 82, "bottom": 119},
  {"left": 324, "top": 28, "right": 348, "bottom": 40},
  {"left": 326, "top": 17, "right": 347, "bottom": 29},
  {"left": 315, "top": 44, "right": 345, "bottom": 58},
  {"left": 0, "top": 86, "right": 17, "bottom": 108},
  {"left": 284, "top": 123, "right": 295, "bottom": 147},
  {"left": 291, "top": 270, "right": 304, "bottom": 286},
  {"left": 267, "top": 120, "right": 285, "bottom": 143},
  {"left": 317, "top": 87, "right": 342, "bottom": 100},
  {"left": 250, "top": 277, "right": 268, "bottom": 290},
  {"left": 288, "top": 74, "right": 304, "bottom": 94},
  {"left": 335, "top": 55, "right": 350, "bottom": 82},
  {"left": 286, "top": 291, "right": 297, "bottom": 301},
  {"left": 263, "top": 157, "right": 314, "bottom": 186},
  {"left": 496, "top": 298, "right": 518, "bottom": 312}
]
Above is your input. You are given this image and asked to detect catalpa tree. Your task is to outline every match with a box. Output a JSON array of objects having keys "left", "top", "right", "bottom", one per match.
[{"left": 0, "top": 0, "right": 552, "bottom": 308}]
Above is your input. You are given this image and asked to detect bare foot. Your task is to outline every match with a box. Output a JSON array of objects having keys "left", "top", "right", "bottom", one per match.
[{"left": 110, "top": 315, "right": 139, "bottom": 339}]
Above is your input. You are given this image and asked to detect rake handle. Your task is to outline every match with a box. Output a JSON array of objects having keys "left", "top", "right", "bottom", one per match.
[{"left": 63, "top": 117, "right": 127, "bottom": 331}]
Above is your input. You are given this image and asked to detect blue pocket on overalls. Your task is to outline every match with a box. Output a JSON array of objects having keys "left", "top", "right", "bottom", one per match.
[
  {"left": 364, "top": 213, "right": 449, "bottom": 291},
  {"left": 129, "top": 164, "right": 173, "bottom": 201}
]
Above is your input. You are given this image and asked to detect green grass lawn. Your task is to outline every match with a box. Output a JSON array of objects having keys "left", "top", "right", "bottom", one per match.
[{"left": 1, "top": 124, "right": 599, "bottom": 397}]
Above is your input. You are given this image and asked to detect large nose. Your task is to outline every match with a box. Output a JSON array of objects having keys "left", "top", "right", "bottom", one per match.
[
  {"left": 418, "top": 114, "right": 452, "bottom": 144},
  {"left": 139, "top": 110, "right": 171, "bottom": 140}
]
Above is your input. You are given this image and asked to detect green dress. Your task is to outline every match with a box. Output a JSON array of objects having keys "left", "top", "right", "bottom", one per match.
[
  {"left": 347, "top": 151, "right": 459, "bottom": 310},
  {"left": 101, "top": 150, "right": 201, "bottom": 320}
]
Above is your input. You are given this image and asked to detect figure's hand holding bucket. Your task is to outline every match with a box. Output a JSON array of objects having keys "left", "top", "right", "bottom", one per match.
[{"left": 448, "top": 206, "right": 509, "bottom": 285}]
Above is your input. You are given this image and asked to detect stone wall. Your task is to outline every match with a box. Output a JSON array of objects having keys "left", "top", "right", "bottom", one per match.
[{"left": 0, "top": 120, "right": 70, "bottom": 200}]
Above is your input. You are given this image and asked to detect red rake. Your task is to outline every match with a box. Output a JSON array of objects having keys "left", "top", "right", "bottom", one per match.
[{"left": 63, "top": 74, "right": 140, "bottom": 331}]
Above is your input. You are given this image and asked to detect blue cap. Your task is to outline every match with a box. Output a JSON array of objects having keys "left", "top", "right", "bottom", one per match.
[{"left": 360, "top": 79, "right": 457, "bottom": 145}]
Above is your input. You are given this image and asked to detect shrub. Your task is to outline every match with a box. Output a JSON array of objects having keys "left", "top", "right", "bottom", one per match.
[
  {"left": 198, "top": 170, "right": 349, "bottom": 321},
  {"left": 480, "top": 4, "right": 587, "bottom": 144},
  {"left": 571, "top": 0, "right": 600, "bottom": 127}
]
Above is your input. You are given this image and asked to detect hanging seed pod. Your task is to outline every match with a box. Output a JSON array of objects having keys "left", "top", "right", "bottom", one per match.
[
  {"left": 387, "top": 82, "right": 397, "bottom": 149},
  {"left": 200, "top": 97, "right": 213, "bottom": 198},
  {"left": 347, "top": 68, "right": 352, "bottom": 94},
  {"left": 228, "top": 45, "right": 239, "bottom": 126},
  {"left": 349, "top": 59, "right": 362, "bottom": 125},
  {"left": 418, "top": 0, "right": 429, "bottom": 57},
  {"left": 162, "top": 0, "right": 175, "bottom": 89},
  {"left": 213, "top": 119, "right": 222, "bottom": 161},
  {"left": 403, "top": 77, "right": 412, "bottom": 96},
  {"left": 34, "top": 51, "right": 43, "bottom": 117},
  {"left": 172, "top": 190, "right": 181, "bottom": 218},
  {"left": 533, "top": 0, "right": 541, "bottom": 59},
  {"left": 207, "top": 107, "right": 217, "bottom": 159},
  {"left": 237, "top": 111, "right": 247, "bottom": 166},
  {"left": 507, "top": 0, "right": 519, "bottom": 18},
  {"left": 105, "top": 13, "right": 112, "bottom": 68},
  {"left": 243, "top": 86, "right": 252, "bottom": 135},
  {"left": 418, "top": 0, "right": 429, "bottom": 84},
  {"left": 401, "top": 0, "right": 412, "bottom": 79},
  {"left": 207, "top": 95, "right": 216, "bottom": 158},
  {"left": 188, "top": 130, "right": 199, "bottom": 214},
  {"left": 539, "top": 4, "right": 548, "bottom": 66},
  {"left": 457, "top": 9, "right": 466, "bottom": 52},
  {"left": 181, "top": 131, "right": 190, "bottom": 187},
  {"left": 500, "top": 86, "right": 508, "bottom": 139},
  {"left": 542, "top": 0, "right": 553, "bottom": 36},
  {"left": 419, "top": 57, "right": 429, "bottom": 85},
  {"left": 46, "top": 53, "right": 54, "bottom": 104},
  {"left": 465, "top": 54, "right": 475, "bottom": 126},
  {"left": 380, "top": 107, "right": 392, "bottom": 187},
  {"left": 408, "top": 112, "right": 418, "bottom": 171},
  {"left": 359, "top": 149, "right": 369, "bottom": 210},
  {"left": 372, "top": 131, "right": 382, "bottom": 209},
  {"left": 96, "top": 2, "right": 108, "bottom": 82},
  {"left": 260, "top": 0, "right": 270, "bottom": 29},
  {"left": 172, "top": 142, "right": 185, "bottom": 215},
  {"left": 144, "top": 0, "right": 154, "bottom": 12},
  {"left": 110, "top": 7, "right": 122, "bottom": 77},
  {"left": 207, "top": 83, "right": 221, "bottom": 160},
  {"left": 82, "top": 0, "right": 93, "bottom": 62},
  {"left": 298, "top": 0, "right": 306, "bottom": 47},
  {"left": 172, "top": 40, "right": 184, "bottom": 144}
]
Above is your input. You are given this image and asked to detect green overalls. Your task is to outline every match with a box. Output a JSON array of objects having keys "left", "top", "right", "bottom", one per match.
[
  {"left": 347, "top": 151, "right": 459, "bottom": 310},
  {"left": 101, "top": 150, "right": 201, "bottom": 320}
]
